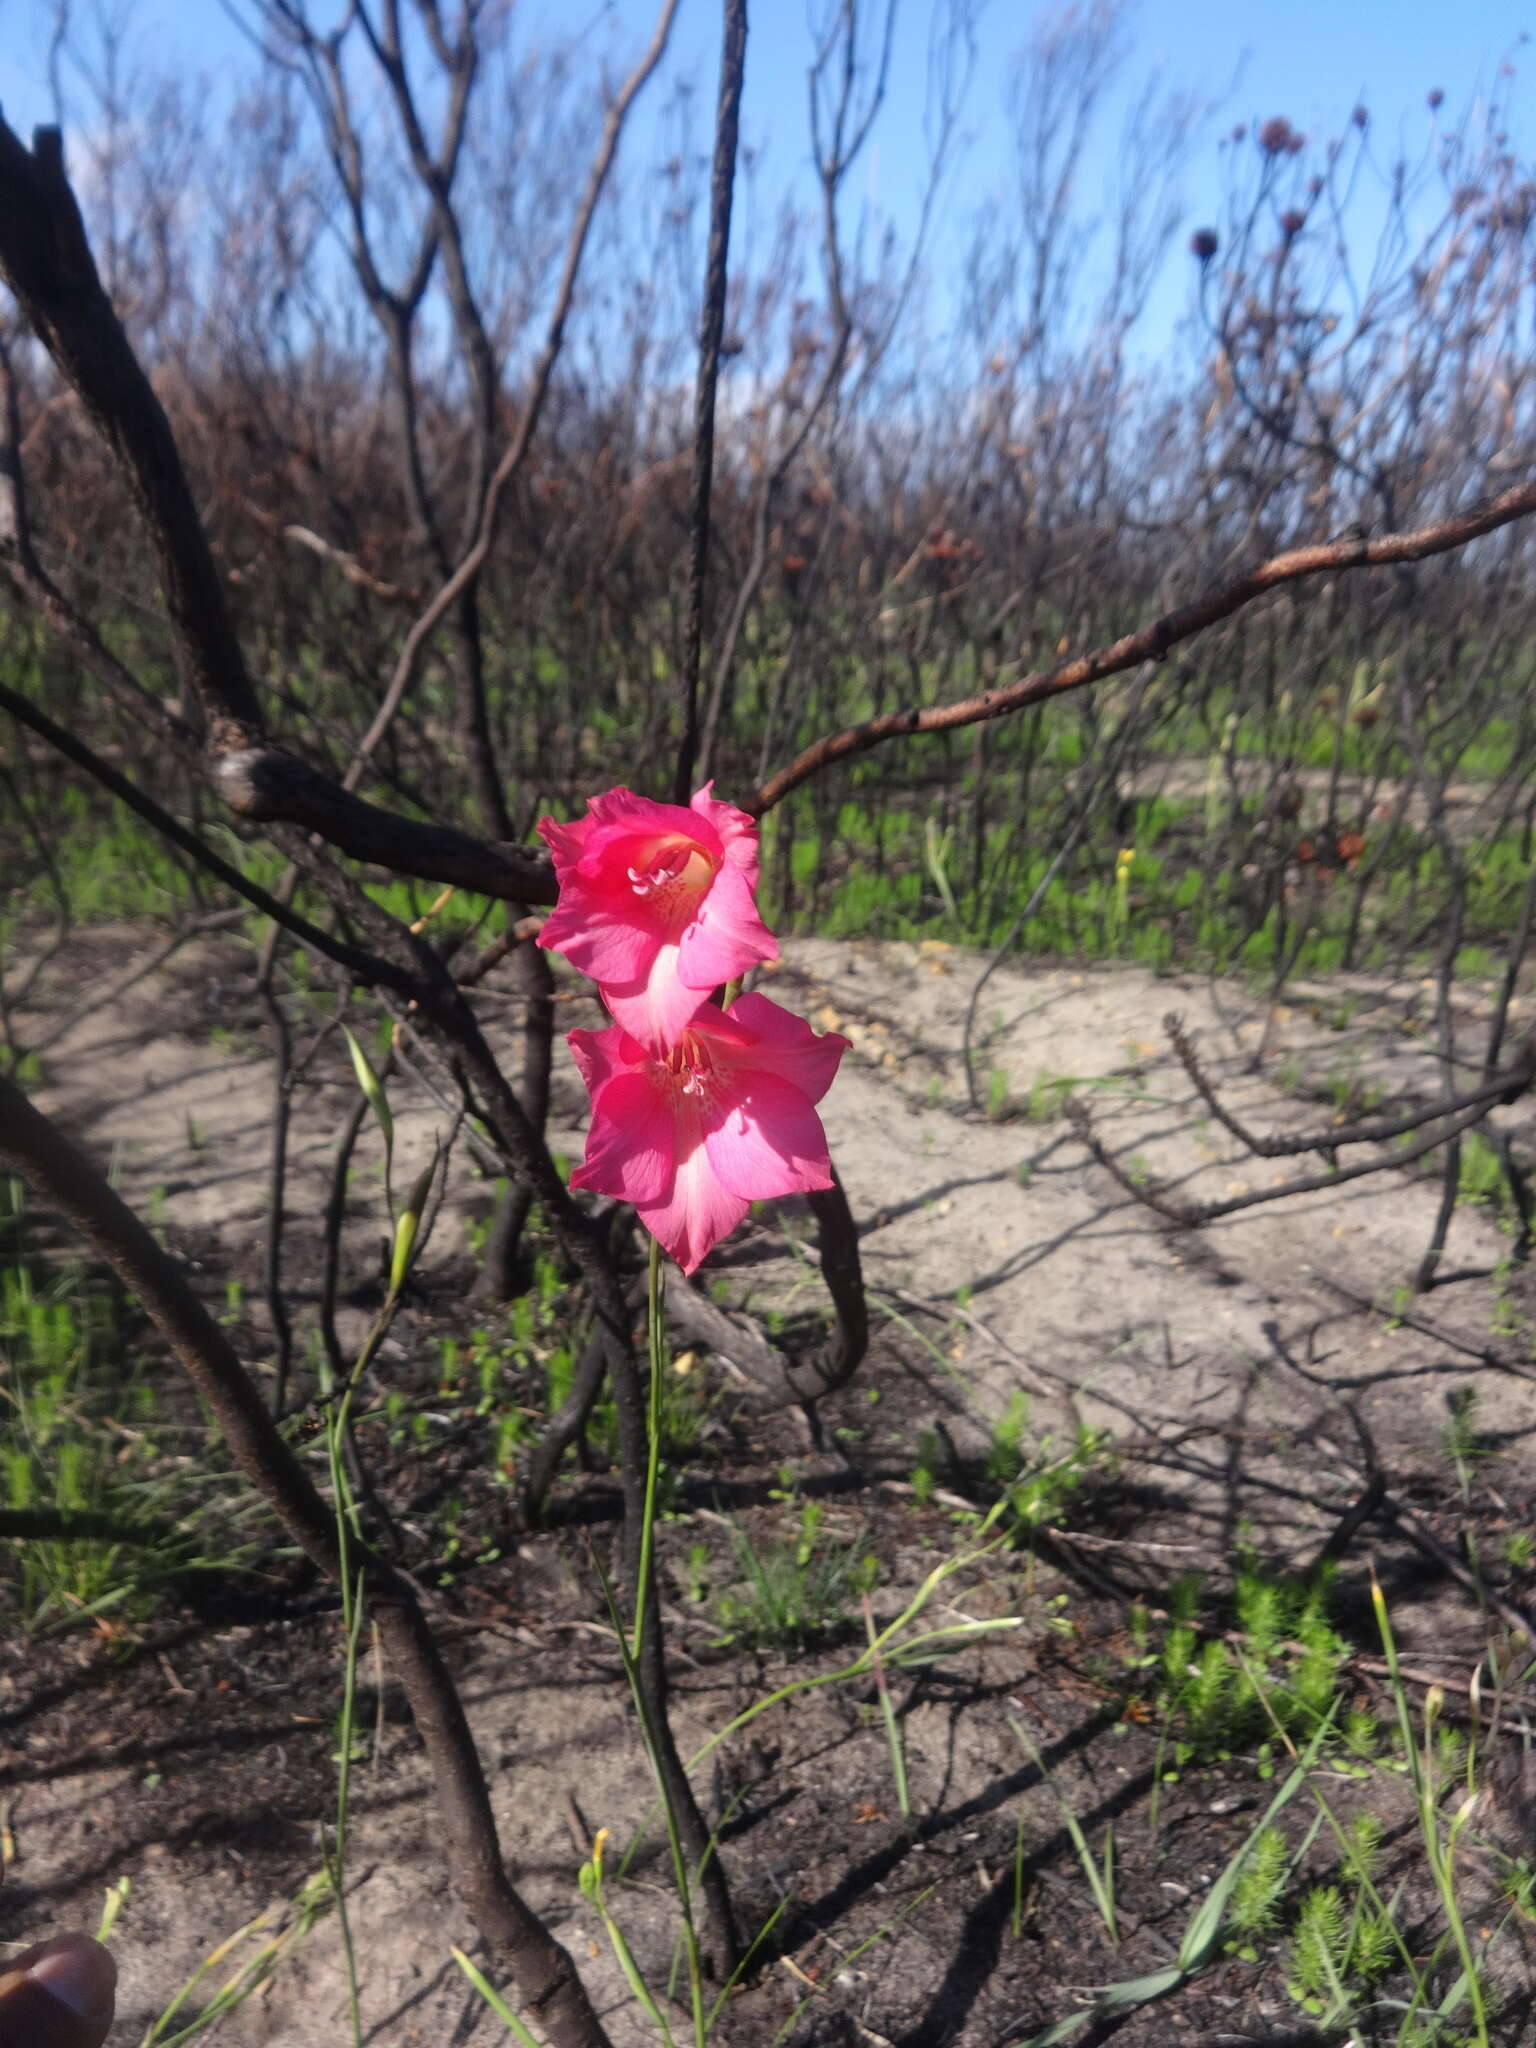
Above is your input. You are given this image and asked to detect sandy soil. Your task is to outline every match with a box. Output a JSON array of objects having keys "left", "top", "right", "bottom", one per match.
[{"left": 4, "top": 927, "right": 1534, "bottom": 2045}]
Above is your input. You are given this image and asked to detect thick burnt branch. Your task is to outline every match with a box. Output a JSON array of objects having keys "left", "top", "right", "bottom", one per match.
[
  {"left": 749, "top": 482, "right": 1536, "bottom": 815},
  {"left": 0, "top": 122, "right": 262, "bottom": 741},
  {"left": 0, "top": 1072, "right": 612, "bottom": 2048},
  {"left": 662, "top": 1176, "right": 869, "bottom": 1412},
  {"left": 213, "top": 744, "right": 554, "bottom": 900}
]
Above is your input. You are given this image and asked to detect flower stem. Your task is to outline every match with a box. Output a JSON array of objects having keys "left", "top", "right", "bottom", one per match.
[
  {"left": 631, "top": 1238, "right": 711, "bottom": 2039},
  {"left": 632, "top": 1235, "right": 666, "bottom": 1662}
]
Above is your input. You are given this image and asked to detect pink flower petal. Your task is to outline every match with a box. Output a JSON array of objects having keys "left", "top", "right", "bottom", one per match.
[
  {"left": 725, "top": 992, "right": 849, "bottom": 1105},
  {"left": 538, "top": 784, "right": 776, "bottom": 1040},
  {"left": 676, "top": 860, "right": 779, "bottom": 991},
  {"left": 567, "top": 1024, "right": 636, "bottom": 1100},
  {"left": 692, "top": 783, "right": 761, "bottom": 886},
  {"left": 599, "top": 940, "right": 713, "bottom": 1050},
  {"left": 637, "top": 1136, "right": 750, "bottom": 1275},
  {"left": 568, "top": 1070, "right": 674, "bottom": 1205},
  {"left": 561, "top": 918, "right": 844, "bottom": 1273},
  {"left": 538, "top": 902, "right": 655, "bottom": 984},
  {"left": 537, "top": 811, "right": 596, "bottom": 874},
  {"left": 584, "top": 786, "right": 723, "bottom": 861},
  {"left": 702, "top": 1067, "right": 835, "bottom": 1200}
]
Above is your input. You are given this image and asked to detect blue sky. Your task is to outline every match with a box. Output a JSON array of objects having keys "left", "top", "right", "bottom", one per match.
[{"left": 0, "top": 0, "right": 1529, "bottom": 351}]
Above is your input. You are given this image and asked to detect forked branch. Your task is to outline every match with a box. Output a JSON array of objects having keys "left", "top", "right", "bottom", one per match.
[{"left": 1069, "top": 1013, "right": 1536, "bottom": 1231}]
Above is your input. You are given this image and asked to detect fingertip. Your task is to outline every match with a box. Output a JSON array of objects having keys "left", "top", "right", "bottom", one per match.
[
  {"left": 0, "top": 1933, "right": 116, "bottom": 2048},
  {"left": 30, "top": 1935, "right": 117, "bottom": 2018}
]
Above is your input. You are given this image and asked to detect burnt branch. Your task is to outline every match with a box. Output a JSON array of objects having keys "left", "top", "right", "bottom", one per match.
[
  {"left": 0, "top": 121, "right": 262, "bottom": 741},
  {"left": 1067, "top": 1087, "right": 1514, "bottom": 1229},
  {"left": 662, "top": 1174, "right": 868, "bottom": 1411},
  {"left": 673, "top": 0, "right": 747, "bottom": 803},
  {"left": 213, "top": 744, "right": 555, "bottom": 900},
  {"left": 1165, "top": 1012, "right": 1536, "bottom": 1160},
  {"left": 0, "top": 1071, "right": 612, "bottom": 2048}
]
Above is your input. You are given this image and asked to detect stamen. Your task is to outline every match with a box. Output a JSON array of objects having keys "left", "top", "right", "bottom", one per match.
[
  {"left": 664, "top": 1031, "right": 715, "bottom": 1100},
  {"left": 625, "top": 842, "right": 715, "bottom": 903}
]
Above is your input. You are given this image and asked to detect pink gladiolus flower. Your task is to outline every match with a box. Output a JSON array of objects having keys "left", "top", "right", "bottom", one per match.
[
  {"left": 568, "top": 991, "right": 848, "bottom": 1275},
  {"left": 537, "top": 784, "right": 778, "bottom": 1050}
]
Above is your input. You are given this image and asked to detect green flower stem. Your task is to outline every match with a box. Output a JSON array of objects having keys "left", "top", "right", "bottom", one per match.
[
  {"left": 1373, "top": 1574, "right": 1489, "bottom": 2045},
  {"left": 618, "top": 1235, "right": 709, "bottom": 2042},
  {"left": 318, "top": 1271, "right": 419, "bottom": 2048},
  {"left": 632, "top": 1234, "right": 666, "bottom": 1663},
  {"left": 324, "top": 1410, "right": 366, "bottom": 2048}
]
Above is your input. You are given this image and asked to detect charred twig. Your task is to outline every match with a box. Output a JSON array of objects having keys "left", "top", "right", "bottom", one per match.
[
  {"left": 480, "top": 937, "right": 558, "bottom": 1302},
  {"left": 257, "top": 971, "right": 296, "bottom": 1415},
  {"left": 663, "top": 1175, "right": 870, "bottom": 1411},
  {"left": 521, "top": 1321, "right": 618, "bottom": 1527},
  {"left": 1311, "top": 1277, "right": 1536, "bottom": 1378},
  {"left": 1377, "top": 1491, "right": 1536, "bottom": 1644},
  {"left": 878, "top": 1284, "right": 1058, "bottom": 1399},
  {"left": 455, "top": 917, "right": 546, "bottom": 991},
  {"left": 1063, "top": 1098, "right": 1195, "bottom": 1226},
  {"left": 1066, "top": 1088, "right": 1509, "bottom": 1228},
  {"left": 1164, "top": 1012, "right": 1535, "bottom": 1160},
  {"left": 1306, "top": 1469, "right": 1387, "bottom": 1572},
  {"left": 0, "top": 677, "right": 425, "bottom": 1004},
  {"left": 275, "top": 520, "right": 416, "bottom": 605}
]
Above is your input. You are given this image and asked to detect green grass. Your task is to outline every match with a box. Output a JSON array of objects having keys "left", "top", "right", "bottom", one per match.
[
  {"left": 757, "top": 784, "right": 1536, "bottom": 984},
  {"left": 706, "top": 1499, "right": 879, "bottom": 1652},
  {"left": 5, "top": 664, "right": 1535, "bottom": 1002},
  {"left": 976, "top": 1393, "right": 1116, "bottom": 1550},
  {"left": 0, "top": 1178, "right": 265, "bottom": 1633}
]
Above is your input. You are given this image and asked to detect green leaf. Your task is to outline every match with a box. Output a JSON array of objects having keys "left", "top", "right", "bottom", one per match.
[
  {"left": 1089, "top": 1966, "right": 1187, "bottom": 2005},
  {"left": 1011, "top": 1970, "right": 1186, "bottom": 2046},
  {"left": 449, "top": 1947, "right": 543, "bottom": 2047},
  {"left": 1179, "top": 1706, "right": 1338, "bottom": 1973},
  {"left": 341, "top": 1026, "right": 394, "bottom": 1153},
  {"left": 388, "top": 1151, "right": 437, "bottom": 1296},
  {"left": 1012, "top": 2011, "right": 1092, "bottom": 2046}
]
